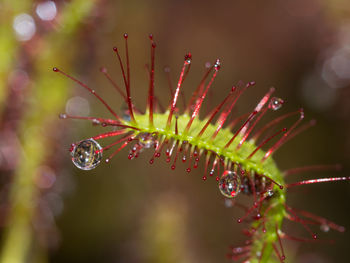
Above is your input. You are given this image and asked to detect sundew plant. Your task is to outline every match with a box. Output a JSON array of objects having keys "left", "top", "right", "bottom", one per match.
[{"left": 57, "top": 34, "right": 349, "bottom": 263}]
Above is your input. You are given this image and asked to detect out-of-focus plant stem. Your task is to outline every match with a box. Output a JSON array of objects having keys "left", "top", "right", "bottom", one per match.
[
  {"left": 0, "top": 0, "right": 30, "bottom": 113},
  {"left": 141, "top": 193, "right": 193, "bottom": 263},
  {"left": 0, "top": 1, "right": 97, "bottom": 263}
]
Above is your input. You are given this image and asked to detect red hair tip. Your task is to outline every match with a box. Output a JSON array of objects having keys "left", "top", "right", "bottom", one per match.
[
  {"left": 100, "top": 67, "right": 107, "bottom": 73},
  {"left": 123, "top": 33, "right": 128, "bottom": 39},
  {"left": 113, "top": 47, "right": 118, "bottom": 52},
  {"left": 149, "top": 34, "right": 153, "bottom": 40},
  {"left": 53, "top": 67, "right": 59, "bottom": 72},
  {"left": 185, "top": 53, "right": 192, "bottom": 61},
  {"left": 59, "top": 113, "right": 67, "bottom": 119}
]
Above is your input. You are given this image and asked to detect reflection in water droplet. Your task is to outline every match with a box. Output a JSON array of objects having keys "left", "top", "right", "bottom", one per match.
[
  {"left": 269, "top": 97, "right": 284, "bottom": 111},
  {"left": 218, "top": 170, "right": 241, "bottom": 198},
  {"left": 71, "top": 139, "right": 102, "bottom": 170}
]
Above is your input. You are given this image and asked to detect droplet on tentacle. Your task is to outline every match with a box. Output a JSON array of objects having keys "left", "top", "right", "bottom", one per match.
[
  {"left": 184, "top": 53, "right": 192, "bottom": 64},
  {"left": 218, "top": 170, "right": 241, "bottom": 198},
  {"left": 59, "top": 113, "right": 67, "bottom": 119},
  {"left": 71, "top": 139, "right": 102, "bottom": 170},
  {"left": 138, "top": 133, "right": 157, "bottom": 149},
  {"left": 92, "top": 118, "right": 100, "bottom": 125},
  {"left": 269, "top": 97, "right": 284, "bottom": 111},
  {"left": 214, "top": 59, "right": 221, "bottom": 71},
  {"left": 267, "top": 189, "right": 274, "bottom": 197}
]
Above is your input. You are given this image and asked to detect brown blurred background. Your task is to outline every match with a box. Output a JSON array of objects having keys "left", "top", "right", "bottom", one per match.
[{"left": 1, "top": 0, "right": 350, "bottom": 262}]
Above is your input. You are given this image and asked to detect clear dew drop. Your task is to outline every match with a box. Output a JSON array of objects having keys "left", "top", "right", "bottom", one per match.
[
  {"left": 214, "top": 59, "right": 221, "bottom": 71},
  {"left": 218, "top": 170, "right": 241, "bottom": 198},
  {"left": 71, "top": 139, "right": 102, "bottom": 170},
  {"left": 138, "top": 133, "right": 156, "bottom": 149},
  {"left": 184, "top": 53, "right": 192, "bottom": 64},
  {"left": 269, "top": 97, "right": 284, "bottom": 111},
  {"left": 59, "top": 113, "right": 67, "bottom": 119}
]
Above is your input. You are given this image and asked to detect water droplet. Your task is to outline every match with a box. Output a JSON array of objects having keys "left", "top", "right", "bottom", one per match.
[
  {"left": 184, "top": 53, "right": 192, "bottom": 64},
  {"left": 214, "top": 59, "right": 221, "bottom": 71},
  {"left": 218, "top": 170, "right": 241, "bottom": 198},
  {"left": 59, "top": 113, "right": 67, "bottom": 119},
  {"left": 71, "top": 139, "right": 102, "bottom": 170},
  {"left": 320, "top": 224, "right": 330, "bottom": 232},
  {"left": 267, "top": 189, "right": 274, "bottom": 197},
  {"left": 139, "top": 133, "right": 156, "bottom": 149},
  {"left": 92, "top": 118, "right": 100, "bottom": 125},
  {"left": 269, "top": 97, "right": 284, "bottom": 111}
]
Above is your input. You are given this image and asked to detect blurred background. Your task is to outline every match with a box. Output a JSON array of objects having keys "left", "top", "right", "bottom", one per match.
[{"left": 0, "top": 0, "right": 350, "bottom": 262}]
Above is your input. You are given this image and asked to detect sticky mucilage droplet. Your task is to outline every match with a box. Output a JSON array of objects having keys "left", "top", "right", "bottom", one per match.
[
  {"left": 71, "top": 139, "right": 102, "bottom": 170},
  {"left": 269, "top": 97, "right": 284, "bottom": 111},
  {"left": 219, "top": 170, "right": 241, "bottom": 198}
]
